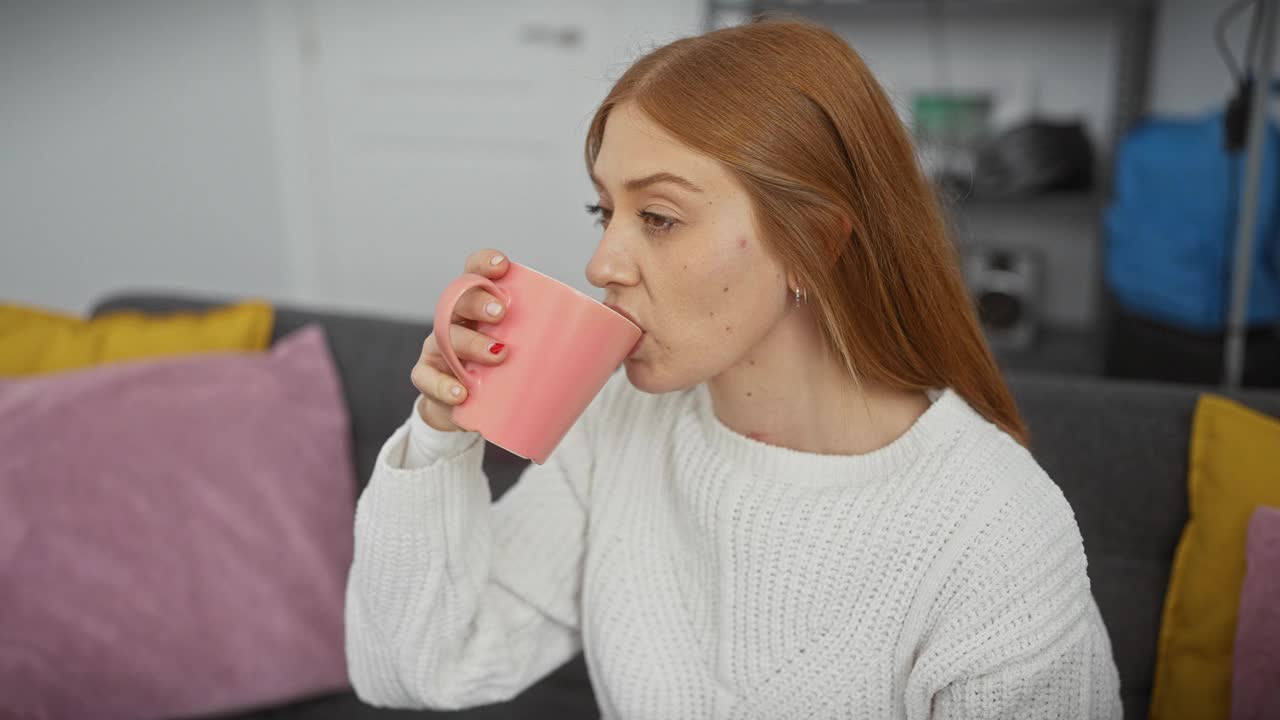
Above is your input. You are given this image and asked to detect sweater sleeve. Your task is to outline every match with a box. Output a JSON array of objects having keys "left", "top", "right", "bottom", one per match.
[
  {"left": 343, "top": 385, "right": 602, "bottom": 710},
  {"left": 904, "top": 469, "right": 1123, "bottom": 720},
  {"left": 400, "top": 395, "right": 481, "bottom": 468}
]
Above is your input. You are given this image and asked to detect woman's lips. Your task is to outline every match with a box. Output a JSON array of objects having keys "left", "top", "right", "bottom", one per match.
[
  {"left": 604, "top": 303, "right": 643, "bottom": 332},
  {"left": 604, "top": 303, "right": 644, "bottom": 357}
]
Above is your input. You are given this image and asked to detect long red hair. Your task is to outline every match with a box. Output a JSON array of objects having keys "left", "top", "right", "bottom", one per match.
[{"left": 584, "top": 18, "right": 1028, "bottom": 446}]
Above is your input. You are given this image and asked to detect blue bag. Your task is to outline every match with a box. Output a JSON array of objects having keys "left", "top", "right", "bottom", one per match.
[{"left": 1104, "top": 110, "right": 1280, "bottom": 332}]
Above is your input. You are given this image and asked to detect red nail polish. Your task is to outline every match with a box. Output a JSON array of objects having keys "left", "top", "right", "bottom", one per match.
[{"left": 488, "top": 342, "right": 505, "bottom": 355}]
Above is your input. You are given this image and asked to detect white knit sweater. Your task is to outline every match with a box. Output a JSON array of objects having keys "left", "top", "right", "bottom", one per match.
[{"left": 344, "top": 371, "right": 1122, "bottom": 719}]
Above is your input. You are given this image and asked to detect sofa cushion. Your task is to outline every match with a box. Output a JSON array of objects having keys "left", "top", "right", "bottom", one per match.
[
  {"left": 0, "top": 326, "right": 355, "bottom": 720},
  {"left": 0, "top": 300, "right": 273, "bottom": 376},
  {"left": 86, "top": 294, "right": 1280, "bottom": 720},
  {"left": 1232, "top": 506, "right": 1280, "bottom": 720},
  {"left": 1150, "top": 394, "right": 1280, "bottom": 720},
  {"left": 91, "top": 293, "right": 531, "bottom": 499},
  {"left": 1006, "top": 373, "right": 1280, "bottom": 720}
]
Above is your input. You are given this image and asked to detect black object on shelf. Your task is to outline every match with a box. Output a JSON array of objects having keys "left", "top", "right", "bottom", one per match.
[
  {"left": 968, "top": 119, "right": 1094, "bottom": 199},
  {"left": 1104, "top": 306, "right": 1280, "bottom": 389}
]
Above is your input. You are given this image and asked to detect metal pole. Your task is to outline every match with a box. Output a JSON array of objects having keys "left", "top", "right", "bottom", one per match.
[{"left": 1225, "top": 0, "right": 1278, "bottom": 389}]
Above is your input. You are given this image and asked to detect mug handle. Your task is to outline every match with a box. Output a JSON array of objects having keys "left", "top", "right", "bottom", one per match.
[{"left": 433, "top": 273, "right": 512, "bottom": 394}]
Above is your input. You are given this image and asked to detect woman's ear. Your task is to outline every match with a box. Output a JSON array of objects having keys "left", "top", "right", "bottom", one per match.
[{"left": 822, "top": 215, "right": 854, "bottom": 265}]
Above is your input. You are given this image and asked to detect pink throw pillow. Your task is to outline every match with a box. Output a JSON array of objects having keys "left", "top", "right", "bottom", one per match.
[
  {"left": 0, "top": 325, "right": 355, "bottom": 720},
  {"left": 1232, "top": 505, "right": 1280, "bottom": 720}
]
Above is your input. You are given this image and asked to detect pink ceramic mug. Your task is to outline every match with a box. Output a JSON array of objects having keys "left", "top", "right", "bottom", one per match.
[{"left": 433, "top": 261, "right": 642, "bottom": 464}]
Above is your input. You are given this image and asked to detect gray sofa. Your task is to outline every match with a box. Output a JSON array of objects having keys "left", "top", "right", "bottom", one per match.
[{"left": 91, "top": 292, "right": 1280, "bottom": 720}]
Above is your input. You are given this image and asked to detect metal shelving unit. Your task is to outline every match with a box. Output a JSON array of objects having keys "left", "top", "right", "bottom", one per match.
[{"left": 1225, "top": 0, "right": 1278, "bottom": 388}]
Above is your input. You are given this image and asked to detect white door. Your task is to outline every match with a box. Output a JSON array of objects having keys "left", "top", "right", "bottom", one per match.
[{"left": 266, "top": 0, "right": 702, "bottom": 320}]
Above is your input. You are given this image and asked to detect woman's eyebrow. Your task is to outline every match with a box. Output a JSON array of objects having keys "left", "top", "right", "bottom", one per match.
[
  {"left": 625, "top": 172, "right": 705, "bottom": 193},
  {"left": 590, "top": 171, "right": 705, "bottom": 194}
]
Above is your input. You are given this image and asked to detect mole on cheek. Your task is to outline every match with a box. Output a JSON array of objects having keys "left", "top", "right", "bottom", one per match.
[{"left": 722, "top": 286, "right": 729, "bottom": 293}]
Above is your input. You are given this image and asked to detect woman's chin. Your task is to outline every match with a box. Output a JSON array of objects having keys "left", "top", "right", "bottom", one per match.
[
  {"left": 624, "top": 360, "right": 697, "bottom": 396},
  {"left": 622, "top": 359, "right": 661, "bottom": 393}
]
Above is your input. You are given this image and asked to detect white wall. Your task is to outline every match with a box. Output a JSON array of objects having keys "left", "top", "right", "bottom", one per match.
[
  {"left": 0, "top": 0, "right": 1267, "bottom": 316},
  {"left": 264, "top": 0, "right": 706, "bottom": 321},
  {"left": 0, "top": 0, "right": 704, "bottom": 317},
  {"left": 1150, "top": 0, "right": 1273, "bottom": 116},
  {"left": 0, "top": 0, "right": 285, "bottom": 315},
  {"left": 817, "top": 0, "right": 1265, "bottom": 135},
  {"left": 823, "top": 5, "right": 1118, "bottom": 151}
]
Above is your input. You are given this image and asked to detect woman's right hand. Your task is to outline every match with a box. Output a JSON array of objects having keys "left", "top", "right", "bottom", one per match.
[{"left": 411, "top": 249, "right": 512, "bottom": 432}]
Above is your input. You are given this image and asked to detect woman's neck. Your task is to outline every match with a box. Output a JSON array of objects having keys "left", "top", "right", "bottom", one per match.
[{"left": 706, "top": 309, "right": 929, "bottom": 456}]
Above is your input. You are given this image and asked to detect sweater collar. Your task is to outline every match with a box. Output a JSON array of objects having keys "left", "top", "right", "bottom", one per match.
[{"left": 690, "top": 382, "right": 975, "bottom": 483}]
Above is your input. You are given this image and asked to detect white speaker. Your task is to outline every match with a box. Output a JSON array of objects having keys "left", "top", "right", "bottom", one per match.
[{"left": 961, "top": 245, "right": 1041, "bottom": 351}]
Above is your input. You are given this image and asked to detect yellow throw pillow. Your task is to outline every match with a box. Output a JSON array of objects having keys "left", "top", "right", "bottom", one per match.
[
  {"left": 0, "top": 301, "right": 274, "bottom": 376},
  {"left": 1149, "top": 394, "right": 1280, "bottom": 720}
]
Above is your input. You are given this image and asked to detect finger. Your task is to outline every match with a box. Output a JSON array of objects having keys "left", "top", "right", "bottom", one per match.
[
  {"left": 419, "top": 325, "right": 507, "bottom": 370},
  {"left": 465, "top": 249, "right": 509, "bottom": 278},
  {"left": 422, "top": 349, "right": 453, "bottom": 374},
  {"left": 410, "top": 361, "right": 467, "bottom": 405},
  {"left": 446, "top": 323, "right": 507, "bottom": 364},
  {"left": 453, "top": 288, "right": 506, "bottom": 325},
  {"left": 420, "top": 333, "right": 440, "bottom": 364}
]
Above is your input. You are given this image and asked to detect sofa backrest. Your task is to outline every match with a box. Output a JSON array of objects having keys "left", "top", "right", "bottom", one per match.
[
  {"left": 92, "top": 293, "right": 1280, "bottom": 720},
  {"left": 91, "top": 293, "right": 533, "bottom": 498},
  {"left": 1008, "top": 372, "right": 1280, "bottom": 718}
]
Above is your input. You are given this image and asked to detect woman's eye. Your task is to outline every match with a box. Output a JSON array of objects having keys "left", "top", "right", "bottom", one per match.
[
  {"left": 638, "top": 210, "right": 677, "bottom": 236},
  {"left": 585, "top": 203, "right": 612, "bottom": 228}
]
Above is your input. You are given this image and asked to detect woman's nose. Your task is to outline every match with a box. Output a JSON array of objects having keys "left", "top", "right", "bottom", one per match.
[{"left": 586, "top": 234, "right": 638, "bottom": 290}]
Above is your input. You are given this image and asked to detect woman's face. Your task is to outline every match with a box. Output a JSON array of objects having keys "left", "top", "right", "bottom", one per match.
[{"left": 586, "top": 102, "right": 791, "bottom": 393}]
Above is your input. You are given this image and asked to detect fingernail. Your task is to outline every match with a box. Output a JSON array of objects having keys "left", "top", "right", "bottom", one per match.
[
  {"left": 485, "top": 301, "right": 503, "bottom": 317},
  {"left": 450, "top": 385, "right": 463, "bottom": 397},
  {"left": 490, "top": 254, "right": 505, "bottom": 266},
  {"left": 488, "top": 342, "right": 505, "bottom": 355}
]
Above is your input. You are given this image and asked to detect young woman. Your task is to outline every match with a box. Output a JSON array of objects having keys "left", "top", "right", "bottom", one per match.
[{"left": 345, "top": 18, "right": 1121, "bottom": 719}]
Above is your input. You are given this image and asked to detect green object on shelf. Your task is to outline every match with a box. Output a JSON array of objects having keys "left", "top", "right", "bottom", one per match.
[{"left": 913, "top": 92, "right": 992, "bottom": 147}]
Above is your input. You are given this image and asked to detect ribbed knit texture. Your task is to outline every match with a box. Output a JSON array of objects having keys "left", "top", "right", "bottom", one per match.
[{"left": 344, "top": 372, "right": 1122, "bottom": 719}]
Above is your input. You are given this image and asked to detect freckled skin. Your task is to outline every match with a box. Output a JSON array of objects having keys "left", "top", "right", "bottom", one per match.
[
  {"left": 584, "top": 101, "right": 791, "bottom": 395},
  {"left": 581, "top": 103, "right": 915, "bottom": 452}
]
